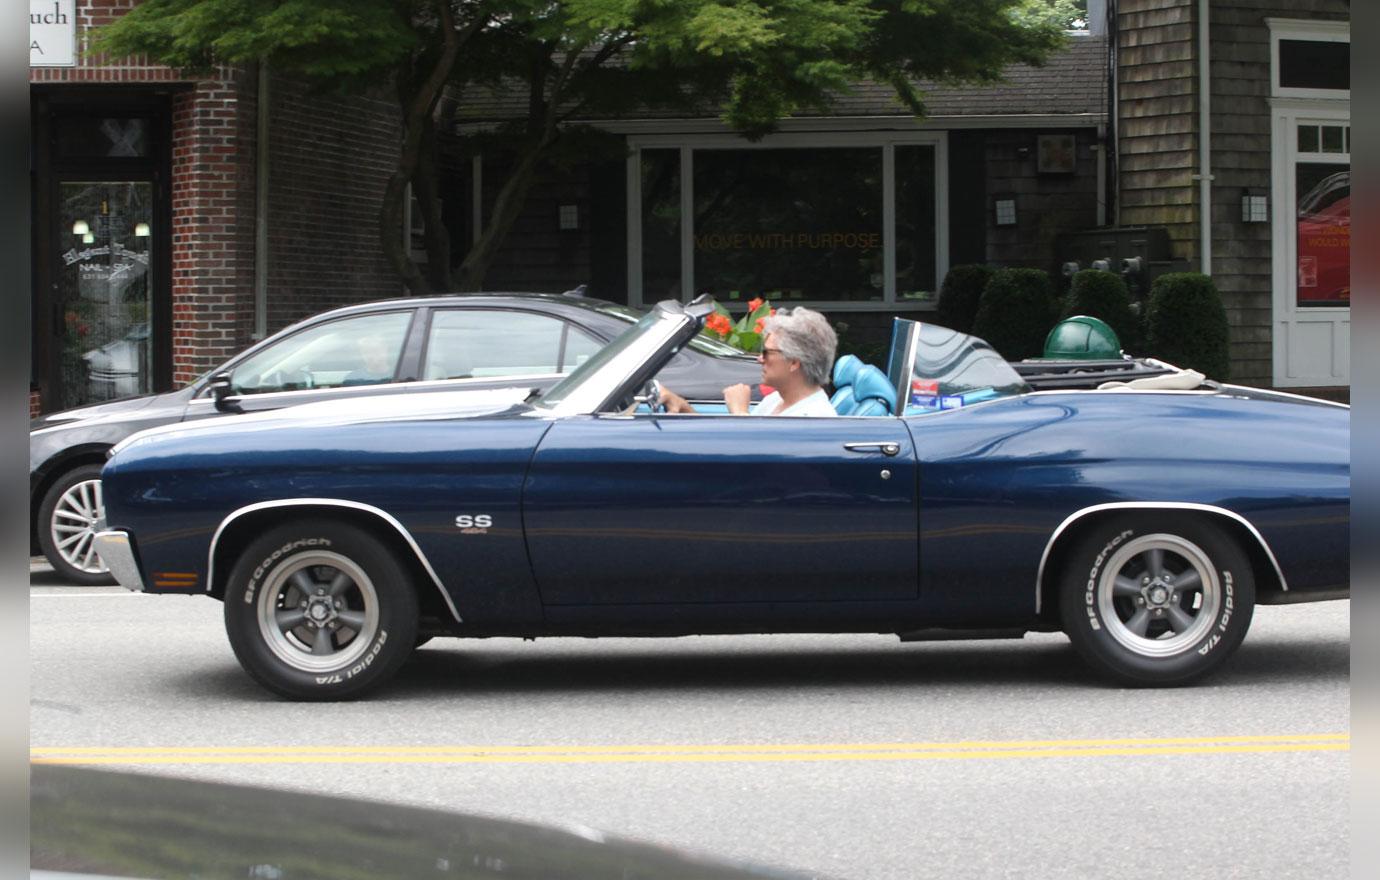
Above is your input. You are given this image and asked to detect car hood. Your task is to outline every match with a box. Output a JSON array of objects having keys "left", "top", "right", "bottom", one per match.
[
  {"left": 112, "top": 386, "right": 537, "bottom": 457},
  {"left": 29, "top": 391, "right": 164, "bottom": 432}
]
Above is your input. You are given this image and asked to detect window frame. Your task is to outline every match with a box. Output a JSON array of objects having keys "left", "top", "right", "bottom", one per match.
[
  {"left": 1268, "top": 19, "right": 1350, "bottom": 101},
  {"left": 625, "top": 131, "right": 949, "bottom": 311}
]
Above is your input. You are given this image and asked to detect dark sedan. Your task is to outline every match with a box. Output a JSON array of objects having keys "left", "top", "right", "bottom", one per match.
[{"left": 30, "top": 291, "right": 759, "bottom": 583}]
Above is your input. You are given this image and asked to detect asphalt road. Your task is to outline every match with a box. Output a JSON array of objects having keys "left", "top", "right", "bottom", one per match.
[{"left": 30, "top": 564, "right": 1349, "bottom": 880}]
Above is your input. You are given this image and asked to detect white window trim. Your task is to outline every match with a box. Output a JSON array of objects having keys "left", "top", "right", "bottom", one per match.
[
  {"left": 626, "top": 131, "right": 949, "bottom": 311},
  {"left": 1267, "top": 18, "right": 1349, "bottom": 102},
  {"left": 1270, "top": 103, "right": 1350, "bottom": 387},
  {"left": 1270, "top": 104, "right": 1350, "bottom": 317}
]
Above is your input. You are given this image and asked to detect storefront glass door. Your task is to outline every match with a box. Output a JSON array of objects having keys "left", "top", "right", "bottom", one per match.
[{"left": 56, "top": 181, "right": 154, "bottom": 406}]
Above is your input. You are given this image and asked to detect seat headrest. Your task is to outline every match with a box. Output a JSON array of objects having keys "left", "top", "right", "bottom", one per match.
[
  {"left": 851, "top": 365, "right": 896, "bottom": 414},
  {"left": 832, "top": 354, "right": 863, "bottom": 388}
]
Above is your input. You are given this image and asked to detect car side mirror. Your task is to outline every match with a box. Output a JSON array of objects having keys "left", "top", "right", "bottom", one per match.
[{"left": 208, "top": 372, "right": 243, "bottom": 413}]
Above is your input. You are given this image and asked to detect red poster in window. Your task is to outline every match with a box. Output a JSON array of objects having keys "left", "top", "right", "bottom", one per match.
[{"left": 1296, "top": 169, "right": 1349, "bottom": 306}]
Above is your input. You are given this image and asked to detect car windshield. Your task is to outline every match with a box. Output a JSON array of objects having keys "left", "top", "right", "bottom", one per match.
[
  {"left": 593, "top": 301, "right": 746, "bottom": 358},
  {"left": 904, "top": 323, "right": 1031, "bottom": 414},
  {"left": 535, "top": 309, "right": 667, "bottom": 411}
]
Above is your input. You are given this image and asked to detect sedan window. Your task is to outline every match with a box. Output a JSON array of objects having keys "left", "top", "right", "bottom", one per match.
[
  {"left": 423, "top": 310, "right": 601, "bottom": 380},
  {"left": 231, "top": 311, "right": 412, "bottom": 395}
]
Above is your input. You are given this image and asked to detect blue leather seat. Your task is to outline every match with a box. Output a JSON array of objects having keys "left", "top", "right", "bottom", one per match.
[
  {"left": 830, "top": 355, "right": 862, "bottom": 414},
  {"left": 850, "top": 365, "right": 896, "bottom": 416}
]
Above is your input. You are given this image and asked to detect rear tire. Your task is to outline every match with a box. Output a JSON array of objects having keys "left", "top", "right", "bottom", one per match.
[
  {"left": 38, "top": 464, "right": 116, "bottom": 586},
  {"left": 1059, "top": 514, "right": 1254, "bottom": 686},
  {"left": 224, "top": 522, "right": 419, "bottom": 700}
]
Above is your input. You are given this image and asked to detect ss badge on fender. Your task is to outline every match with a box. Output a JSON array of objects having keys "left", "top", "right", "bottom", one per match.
[{"left": 455, "top": 514, "right": 492, "bottom": 534}]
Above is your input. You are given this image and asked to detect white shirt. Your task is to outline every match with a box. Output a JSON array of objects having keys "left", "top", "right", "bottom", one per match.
[{"left": 751, "top": 388, "right": 837, "bottom": 417}]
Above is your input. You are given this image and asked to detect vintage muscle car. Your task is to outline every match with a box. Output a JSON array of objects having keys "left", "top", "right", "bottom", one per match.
[
  {"left": 31, "top": 291, "right": 759, "bottom": 585},
  {"left": 95, "top": 298, "right": 1350, "bottom": 700}
]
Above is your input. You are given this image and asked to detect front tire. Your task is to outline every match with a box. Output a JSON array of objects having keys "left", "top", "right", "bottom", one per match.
[
  {"left": 224, "top": 522, "right": 419, "bottom": 700},
  {"left": 1059, "top": 514, "right": 1255, "bottom": 686},
  {"left": 38, "top": 464, "right": 116, "bottom": 586}
]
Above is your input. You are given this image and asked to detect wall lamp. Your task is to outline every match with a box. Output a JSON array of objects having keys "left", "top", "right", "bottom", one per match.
[
  {"left": 993, "top": 196, "right": 1017, "bottom": 226},
  {"left": 1241, "top": 190, "right": 1269, "bottom": 223},
  {"left": 72, "top": 219, "right": 90, "bottom": 235}
]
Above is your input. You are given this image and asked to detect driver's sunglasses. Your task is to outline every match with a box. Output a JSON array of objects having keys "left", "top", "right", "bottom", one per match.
[{"left": 759, "top": 347, "right": 783, "bottom": 360}]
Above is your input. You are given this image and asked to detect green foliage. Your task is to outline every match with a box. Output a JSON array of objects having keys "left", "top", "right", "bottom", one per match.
[
  {"left": 1144, "top": 273, "right": 1231, "bottom": 380},
  {"left": 1062, "top": 269, "right": 1139, "bottom": 351},
  {"left": 94, "top": 0, "right": 1067, "bottom": 290},
  {"left": 91, "top": 0, "right": 417, "bottom": 88},
  {"left": 936, "top": 264, "right": 995, "bottom": 333},
  {"left": 972, "top": 268, "right": 1060, "bottom": 360},
  {"left": 706, "top": 297, "right": 775, "bottom": 352}
]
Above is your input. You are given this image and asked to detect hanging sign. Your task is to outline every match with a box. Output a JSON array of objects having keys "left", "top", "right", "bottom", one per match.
[{"left": 30, "top": 1, "right": 76, "bottom": 67}]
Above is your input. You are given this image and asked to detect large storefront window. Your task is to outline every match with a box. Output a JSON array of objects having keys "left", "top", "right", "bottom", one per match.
[
  {"left": 693, "top": 148, "right": 883, "bottom": 303},
  {"left": 629, "top": 135, "right": 947, "bottom": 308}
]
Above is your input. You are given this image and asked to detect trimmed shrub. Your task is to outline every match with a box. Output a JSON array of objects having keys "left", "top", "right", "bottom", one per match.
[
  {"left": 1062, "top": 269, "right": 1140, "bottom": 351},
  {"left": 1144, "top": 272, "right": 1230, "bottom": 380},
  {"left": 936, "top": 264, "right": 995, "bottom": 333},
  {"left": 972, "top": 268, "right": 1060, "bottom": 360}
]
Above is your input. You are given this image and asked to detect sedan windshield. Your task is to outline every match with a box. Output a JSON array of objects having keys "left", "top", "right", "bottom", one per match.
[{"left": 593, "top": 301, "right": 747, "bottom": 358}]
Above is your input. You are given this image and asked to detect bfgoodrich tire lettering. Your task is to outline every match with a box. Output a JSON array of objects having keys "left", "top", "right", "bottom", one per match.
[
  {"left": 224, "top": 522, "right": 419, "bottom": 700},
  {"left": 1059, "top": 514, "right": 1255, "bottom": 686}
]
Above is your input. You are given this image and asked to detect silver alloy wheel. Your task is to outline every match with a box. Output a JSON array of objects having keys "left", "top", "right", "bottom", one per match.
[
  {"left": 49, "top": 478, "right": 109, "bottom": 576},
  {"left": 1096, "top": 533, "right": 1221, "bottom": 658},
  {"left": 255, "top": 550, "right": 380, "bottom": 673}
]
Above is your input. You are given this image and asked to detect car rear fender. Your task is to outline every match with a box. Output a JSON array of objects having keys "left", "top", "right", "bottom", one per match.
[
  {"left": 1035, "top": 502, "right": 1288, "bottom": 621},
  {"left": 208, "top": 499, "right": 462, "bottom": 623}
]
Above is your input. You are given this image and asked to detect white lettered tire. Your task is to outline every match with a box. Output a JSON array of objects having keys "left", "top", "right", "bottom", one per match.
[
  {"left": 1059, "top": 514, "right": 1255, "bottom": 686},
  {"left": 224, "top": 522, "right": 419, "bottom": 700}
]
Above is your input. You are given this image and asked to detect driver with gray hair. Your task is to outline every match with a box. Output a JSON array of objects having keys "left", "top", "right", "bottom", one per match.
[{"left": 660, "top": 306, "right": 839, "bottom": 417}]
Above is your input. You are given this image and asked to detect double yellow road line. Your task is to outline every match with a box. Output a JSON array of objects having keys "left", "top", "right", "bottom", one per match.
[{"left": 31, "top": 733, "right": 1348, "bottom": 766}]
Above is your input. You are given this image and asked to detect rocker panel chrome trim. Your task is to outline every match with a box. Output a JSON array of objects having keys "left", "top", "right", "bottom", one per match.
[
  {"left": 208, "top": 498, "right": 462, "bottom": 622},
  {"left": 1035, "top": 501, "right": 1289, "bottom": 614}
]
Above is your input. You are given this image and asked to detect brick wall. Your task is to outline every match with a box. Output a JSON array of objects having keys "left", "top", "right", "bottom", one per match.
[
  {"left": 265, "top": 74, "right": 402, "bottom": 330},
  {"left": 169, "top": 75, "right": 259, "bottom": 385}
]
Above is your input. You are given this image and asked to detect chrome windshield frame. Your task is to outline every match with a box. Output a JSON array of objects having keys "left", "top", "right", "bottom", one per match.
[{"left": 533, "top": 299, "right": 707, "bottom": 417}]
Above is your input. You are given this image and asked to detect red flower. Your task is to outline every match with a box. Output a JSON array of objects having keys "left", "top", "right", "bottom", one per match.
[
  {"left": 65, "top": 311, "right": 78, "bottom": 326},
  {"left": 705, "top": 314, "right": 732, "bottom": 337},
  {"left": 753, "top": 317, "right": 765, "bottom": 334},
  {"left": 748, "top": 297, "right": 764, "bottom": 313},
  {"left": 76, "top": 323, "right": 89, "bottom": 337}
]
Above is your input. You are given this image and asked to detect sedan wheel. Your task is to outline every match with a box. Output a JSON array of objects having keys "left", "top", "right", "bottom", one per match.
[
  {"left": 38, "top": 464, "right": 116, "bottom": 586},
  {"left": 1060, "top": 514, "right": 1254, "bottom": 686},
  {"left": 224, "top": 522, "right": 419, "bottom": 700}
]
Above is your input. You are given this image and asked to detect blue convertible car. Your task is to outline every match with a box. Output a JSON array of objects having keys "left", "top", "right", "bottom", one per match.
[{"left": 95, "top": 298, "right": 1349, "bottom": 699}]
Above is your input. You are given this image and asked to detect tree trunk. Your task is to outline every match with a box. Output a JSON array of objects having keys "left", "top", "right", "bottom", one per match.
[
  {"left": 453, "top": 143, "right": 546, "bottom": 292},
  {"left": 414, "top": 117, "right": 451, "bottom": 291},
  {"left": 378, "top": 0, "right": 474, "bottom": 295}
]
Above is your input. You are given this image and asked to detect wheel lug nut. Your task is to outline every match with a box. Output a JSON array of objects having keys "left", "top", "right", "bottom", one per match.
[{"left": 1142, "top": 577, "right": 1150, "bottom": 584}]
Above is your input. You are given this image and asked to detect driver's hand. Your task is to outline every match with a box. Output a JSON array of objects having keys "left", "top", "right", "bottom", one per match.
[
  {"left": 723, "top": 383, "right": 752, "bottom": 415},
  {"left": 659, "top": 386, "right": 694, "bottom": 414}
]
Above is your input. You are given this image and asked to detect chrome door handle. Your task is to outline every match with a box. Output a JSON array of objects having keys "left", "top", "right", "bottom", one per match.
[{"left": 843, "top": 441, "right": 900, "bottom": 457}]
